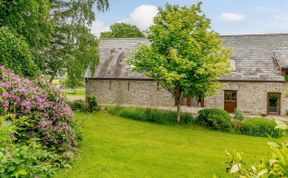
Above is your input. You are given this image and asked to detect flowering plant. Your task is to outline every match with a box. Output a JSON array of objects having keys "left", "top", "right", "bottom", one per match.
[{"left": 0, "top": 66, "right": 76, "bottom": 152}]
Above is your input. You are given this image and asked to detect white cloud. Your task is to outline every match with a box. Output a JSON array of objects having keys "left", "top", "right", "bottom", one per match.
[
  {"left": 90, "top": 4, "right": 158, "bottom": 37},
  {"left": 91, "top": 19, "right": 110, "bottom": 37},
  {"left": 219, "top": 12, "right": 246, "bottom": 22},
  {"left": 122, "top": 4, "right": 158, "bottom": 30}
]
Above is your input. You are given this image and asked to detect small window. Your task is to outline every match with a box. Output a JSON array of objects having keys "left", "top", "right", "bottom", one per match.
[
  {"left": 224, "top": 90, "right": 237, "bottom": 102},
  {"left": 109, "top": 80, "right": 112, "bottom": 90},
  {"left": 128, "top": 81, "right": 130, "bottom": 90},
  {"left": 231, "top": 92, "right": 237, "bottom": 101},
  {"left": 283, "top": 69, "right": 288, "bottom": 81}
]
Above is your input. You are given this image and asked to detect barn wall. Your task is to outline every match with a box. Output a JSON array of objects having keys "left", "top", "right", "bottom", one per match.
[
  {"left": 205, "top": 82, "right": 288, "bottom": 115},
  {"left": 86, "top": 79, "right": 175, "bottom": 106},
  {"left": 87, "top": 79, "right": 288, "bottom": 115}
]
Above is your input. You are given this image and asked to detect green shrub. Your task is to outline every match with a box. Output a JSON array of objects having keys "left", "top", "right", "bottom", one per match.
[
  {"left": 197, "top": 108, "right": 232, "bottom": 132},
  {"left": 86, "top": 96, "right": 101, "bottom": 112},
  {"left": 234, "top": 108, "right": 245, "bottom": 121},
  {"left": 285, "top": 75, "right": 288, "bottom": 82},
  {"left": 240, "top": 117, "right": 281, "bottom": 137},
  {"left": 231, "top": 119, "right": 242, "bottom": 133},
  {"left": 67, "top": 99, "right": 86, "bottom": 111},
  {"left": 0, "top": 28, "right": 40, "bottom": 78},
  {"left": 107, "top": 107, "right": 194, "bottom": 125},
  {"left": 67, "top": 96, "right": 100, "bottom": 113},
  {"left": 0, "top": 116, "right": 67, "bottom": 178},
  {"left": 226, "top": 141, "right": 288, "bottom": 177}
]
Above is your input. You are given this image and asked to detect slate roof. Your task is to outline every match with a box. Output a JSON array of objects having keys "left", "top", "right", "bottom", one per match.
[{"left": 85, "top": 34, "right": 288, "bottom": 82}]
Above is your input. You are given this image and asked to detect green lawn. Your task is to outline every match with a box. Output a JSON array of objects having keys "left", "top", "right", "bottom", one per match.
[
  {"left": 55, "top": 112, "right": 279, "bottom": 178},
  {"left": 64, "top": 87, "right": 85, "bottom": 98}
]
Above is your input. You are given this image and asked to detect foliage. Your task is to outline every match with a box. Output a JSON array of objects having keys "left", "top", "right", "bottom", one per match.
[
  {"left": 107, "top": 107, "right": 194, "bottom": 125},
  {"left": 0, "top": 28, "right": 40, "bottom": 78},
  {"left": 67, "top": 96, "right": 100, "bottom": 112},
  {"left": 128, "top": 3, "right": 231, "bottom": 122},
  {"left": 101, "top": 23, "right": 144, "bottom": 38},
  {"left": 0, "top": 116, "right": 71, "bottom": 178},
  {"left": 0, "top": 0, "right": 109, "bottom": 87},
  {"left": 231, "top": 119, "right": 242, "bottom": 133},
  {"left": 86, "top": 96, "right": 101, "bottom": 112},
  {"left": 226, "top": 141, "right": 288, "bottom": 177},
  {"left": 240, "top": 118, "right": 281, "bottom": 138},
  {"left": 285, "top": 75, "right": 288, "bottom": 82},
  {"left": 197, "top": 108, "right": 232, "bottom": 132},
  {"left": 46, "top": 0, "right": 109, "bottom": 85},
  {"left": 0, "top": 0, "right": 53, "bottom": 68},
  {"left": 234, "top": 109, "right": 246, "bottom": 121},
  {"left": 68, "top": 99, "right": 86, "bottom": 111},
  {"left": 0, "top": 66, "right": 77, "bottom": 152}
]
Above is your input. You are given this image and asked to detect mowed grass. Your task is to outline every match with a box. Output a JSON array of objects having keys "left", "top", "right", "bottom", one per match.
[{"left": 55, "top": 112, "right": 279, "bottom": 178}]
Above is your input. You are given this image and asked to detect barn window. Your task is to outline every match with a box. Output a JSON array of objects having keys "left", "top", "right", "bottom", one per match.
[
  {"left": 109, "top": 80, "right": 112, "bottom": 90},
  {"left": 282, "top": 68, "right": 288, "bottom": 81}
]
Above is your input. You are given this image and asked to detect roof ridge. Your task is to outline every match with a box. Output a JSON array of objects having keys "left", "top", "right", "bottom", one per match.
[
  {"left": 99, "top": 33, "right": 288, "bottom": 41},
  {"left": 220, "top": 33, "right": 288, "bottom": 37},
  {"left": 100, "top": 38, "right": 148, "bottom": 41}
]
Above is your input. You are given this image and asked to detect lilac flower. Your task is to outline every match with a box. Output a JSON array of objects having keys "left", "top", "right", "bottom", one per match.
[
  {"left": 2, "top": 101, "right": 9, "bottom": 108},
  {"left": 20, "top": 101, "right": 30, "bottom": 108},
  {"left": 40, "top": 120, "right": 48, "bottom": 131},
  {"left": 1, "top": 81, "right": 11, "bottom": 89},
  {"left": 0, "top": 66, "right": 75, "bottom": 149},
  {"left": 2, "top": 92, "right": 9, "bottom": 98},
  {"left": 14, "top": 96, "right": 20, "bottom": 102}
]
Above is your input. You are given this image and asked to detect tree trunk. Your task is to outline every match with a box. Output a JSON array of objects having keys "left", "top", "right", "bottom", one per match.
[
  {"left": 175, "top": 87, "right": 182, "bottom": 123},
  {"left": 176, "top": 102, "right": 181, "bottom": 123}
]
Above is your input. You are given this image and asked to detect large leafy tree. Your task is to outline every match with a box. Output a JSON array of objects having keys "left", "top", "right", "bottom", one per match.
[
  {"left": 0, "top": 0, "right": 53, "bottom": 74},
  {"left": 46, "top": 0, "right": 109, "bottom": 85},
  {"left": 101, "top": 22, "right": 144, "bottom": 38},
  {"left": 0, "top": 28, "right": 40, "bottom": 78},
  {"left": 0, "top": 0, "right": 109, "bottom": 86},
  {"left": 129, "top": 3, "right": 231, "bottom": 123}
]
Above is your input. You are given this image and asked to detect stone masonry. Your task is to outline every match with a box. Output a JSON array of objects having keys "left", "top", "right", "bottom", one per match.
[
  {"left": 86, "top": 79, "right": 288, "bottom": 115},
  {"left": 85, "top": 34, "right": 288, "bottom": 116}
]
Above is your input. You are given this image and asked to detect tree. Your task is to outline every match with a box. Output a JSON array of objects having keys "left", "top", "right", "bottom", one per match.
[
  {"left": 128, "top": 3, "right": 231, "bottom": 123},
  {"left": 0, "top": 0, "right": 53, "bottom": 69},
  {"left": 46, "top": 0, "right": 109, "bottom": 84},
  {"left": 0, "top": 28, "right": 40, "bottom": 78},
  {"left": 0, "top": 0, "right": 109, "bottom": 86},
  {"left": 101, "top": 23, "right": 144, "bottom": 38}
]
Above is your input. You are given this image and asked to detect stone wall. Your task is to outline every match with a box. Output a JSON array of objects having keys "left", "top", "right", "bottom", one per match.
[
  {"left": 86, "top": 79, "right": 175, "bottom": 106},
  {"left": 205, "top": 82, "right": 288, "bottom": 115},
  {"left": 87, "top": 79, "right": 288, "bottom": 115}
]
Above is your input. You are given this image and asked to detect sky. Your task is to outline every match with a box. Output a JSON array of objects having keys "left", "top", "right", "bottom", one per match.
[{"left": 91, "top": 0, "right": 288, "bottom": 37}]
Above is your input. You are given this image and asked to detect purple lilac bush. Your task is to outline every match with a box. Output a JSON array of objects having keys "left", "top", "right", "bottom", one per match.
[{"left": 0, "top": 66, "right": 76, "bottom": 152}]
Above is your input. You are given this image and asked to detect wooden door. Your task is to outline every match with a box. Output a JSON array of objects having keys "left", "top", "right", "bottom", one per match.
[
  {"left": 267, "top": 93, "right": 281, "bottom": 115},
  {"left": 224, "top": 90, "right": 237, "bottom": 113}
]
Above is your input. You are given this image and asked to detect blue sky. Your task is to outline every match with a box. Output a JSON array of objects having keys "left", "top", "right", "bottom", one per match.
[{"left": 91, "top": 0, "right": 288, "bottom": 37}]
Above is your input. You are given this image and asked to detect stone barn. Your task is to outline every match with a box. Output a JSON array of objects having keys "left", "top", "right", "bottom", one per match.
[{"left": 85, "top": 34, "right": 288, "bottom": 116}]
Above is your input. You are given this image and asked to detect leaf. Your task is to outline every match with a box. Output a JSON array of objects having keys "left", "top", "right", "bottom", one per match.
[
  {"left": 236, "top": 152, "right": 242, "bottom": 160},
  {"left": 230, "top": 163, "right": 241, "bottom": 173},
  {"left": 275, "top": 120, "right": 288, "bottom": 130},
  {"left": 267, "top": 142, "right": 280, "bottom": 148},
  {"left": 269, "top": 159, "right": 278, "bottom": 165},
  {"left": 257, "top": 169, "right": 268, "bottom": 176}
]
